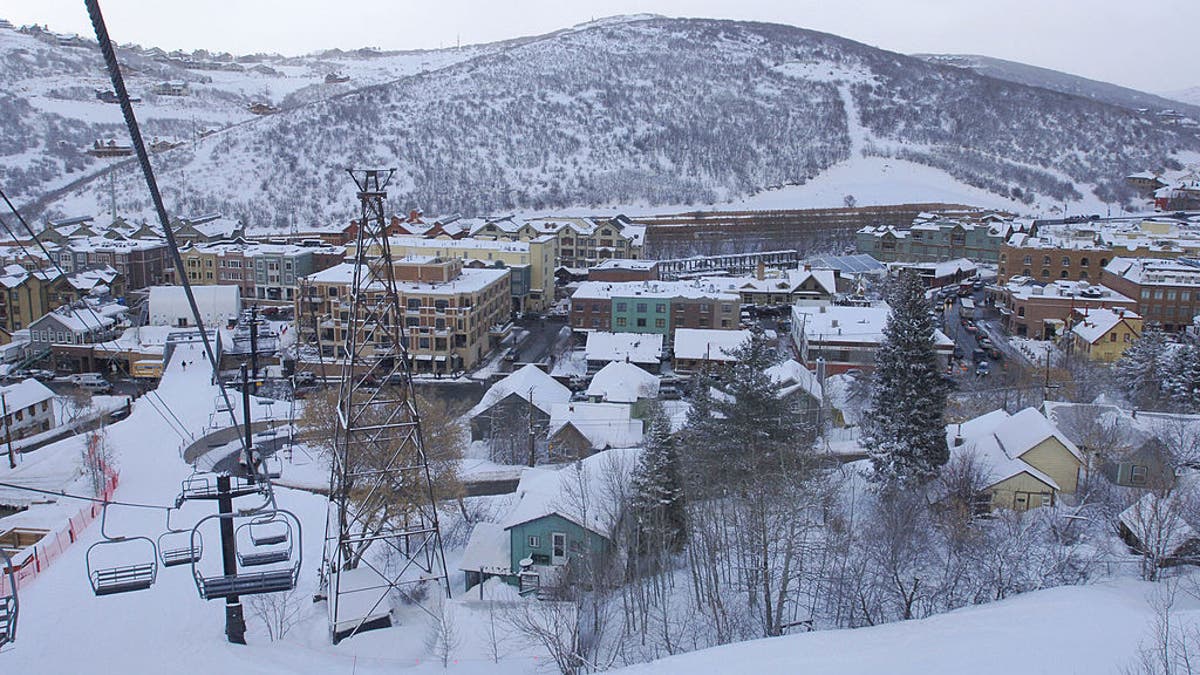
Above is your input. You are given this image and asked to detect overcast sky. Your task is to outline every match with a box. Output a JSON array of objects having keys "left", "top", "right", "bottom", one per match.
[{"left": 7, "top": 0, "right": 1197, "bottom": 93}]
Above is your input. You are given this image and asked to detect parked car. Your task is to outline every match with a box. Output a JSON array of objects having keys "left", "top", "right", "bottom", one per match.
[
  {"left": 975, "top": 361, "right": 991, "bottom": 377},
  {"left": 29, "top": 369, "right": 55, "bottom": 381},
  {"left": 293, "top": 371, "right": 316, "bottom": 386},
  {"left": 965, "top": 322, "right": 979, "bottom": 334},
  {"left": 987, "top": 346, "right": 1004, "bottom": 360},
  {"left": 972, "top": 348, "right": 987, "bottom": 363},
  {"left": 659, "top": 385, "right": 683, "bottom": 400},
  {"left": 503, "top": 348, "right": 520, "bottom": 362}
]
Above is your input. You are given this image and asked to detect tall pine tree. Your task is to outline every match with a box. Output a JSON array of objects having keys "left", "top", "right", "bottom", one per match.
[
  {"left": 629, "top": 402, "right": 687, "bottom": 553},
  {"left": 863, "top": 271, "right": 950, "bottom": 484},
  {"left": 1115, "top": 321, "right": 1171, "bottom": 409}
]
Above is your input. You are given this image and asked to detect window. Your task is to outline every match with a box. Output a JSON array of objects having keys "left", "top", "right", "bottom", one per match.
[
  {"left": 1041, "top": 269, "right": 1050, "bottom": 278},
  {"left": 1080, "top": 257, "right": 1090, "bottom": 267},
  {"left": 636, "top": 303, "right": 647, "bottom": 313},
  {"left": 1060, "top": 270, "right": 1069, "bottom": 278},
  {"left": 615, "top": 317, "right": 627, "bottom": 327},
  {"left": 1061, "top": 256, "right": 1071, "bottom": 267},
  {"left": 1023, "top": 256, "right": 1032, "bottom": 265},
  {"left": 655, "top": 318, "right": 665, "bottom": 328},
  {"left": 700, "top": 303, "right": 711, "bottom": 313},
  {"left": 721, "top": 304, "right": 732, "bottom": 313},
  {"left": 1079, "top": 271, "right": 1089, "bottom": 279},
  {"left": 636, "top": 318, "right": 647, "bottom": 327},
  {"left": 1130, "top": 465, "right": 1148, "bottom": 485},
  {"left": 407, "top": 298, "right": 421, "bottom": 310},
  {"left": 1042, "top": 256, "right": 1051, "bottom": 265},
  {"left": 528, "top": 535, "right": 540, "bottom": 548},
  {"left": 656, "top": 303, "right": 666, "bottom": 314},
  {"left": 615, "top": 302, "right": 627, "bottom": 312},
  {"left": 1110, "top": 333, "right": 1117, "bottom": 342}
]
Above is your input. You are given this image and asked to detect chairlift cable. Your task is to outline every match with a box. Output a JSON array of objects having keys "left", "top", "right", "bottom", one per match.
[
  {"left": 0, "top": 480, "right": 172, "bottom": 510},
  {"left": 0, "top": 185, "right": 194, "bottom": 442},
  {"left": 84, "top": 0, "right": 252, "bottom": 473}
]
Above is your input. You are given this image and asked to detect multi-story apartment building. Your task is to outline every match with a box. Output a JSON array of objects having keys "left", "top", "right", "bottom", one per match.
[
  {"left": 298, "top": 257, "right": 510, "bottom": 373},
  {"left": 856, "top": 215, "right": 1019, "bottom": 264},
  {"left": 472, "top": 215, "right": 646, "bottom": 270},
  {"left": 1102, "top": 257, "right": 1200, "bottom": 333},
  {"left": 999, "top": 218, "right": 1200, "bottom": 283},
  {"left": 996, "top": 278, "right": 1137, "bottom": 340},
  {"left": 354, "top": 235, "right": 555, "bottom": 313},
  {"left": 180, "top": 240, "right": 345, "bottom": 304},
  {"left": 48, "top": 237, "right": 172, "bottom": 289},
  {"left": 569, "top": 280, "right": 740, "bottom": 340}
]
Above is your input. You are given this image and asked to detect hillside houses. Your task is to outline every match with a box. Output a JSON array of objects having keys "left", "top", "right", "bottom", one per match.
[
  {"left": 547, "top": 402, "right": 643, "bottom": 457},
  {"left": 459, "top": 449, "right": 637, "bottom": 592},
  {"left": 469, "top": 365, "right": 572, "bottom": 463},
  {"left": 947, "top": 408, "right": 1083, "bottom": 512}
]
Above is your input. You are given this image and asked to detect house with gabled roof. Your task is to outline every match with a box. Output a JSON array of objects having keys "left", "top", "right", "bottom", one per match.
[
  {"left": 1070, "top": 308, "right": 1142, "bottom": 362},
  {"left": 547, "top": 402, "right": 643, "bottom": 458},
  {"left": 458, "top": 449, "right": 639, "bottom": 593},
  {"left": 947, "top": 407, "right": 1084, "bottom": 512},
  {"left": 468, "top": 364, "right": 571, "bottom": 446}
]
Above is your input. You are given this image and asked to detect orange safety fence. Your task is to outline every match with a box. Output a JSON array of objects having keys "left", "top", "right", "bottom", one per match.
[{"left": 0, "top": 470, "right": 119, "bottom": 598}]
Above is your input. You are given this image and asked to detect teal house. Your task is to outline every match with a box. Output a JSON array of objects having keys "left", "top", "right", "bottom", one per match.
[
  {"left": 611, "top": 296, "right": 671, "bottom": 336},
  {"left": 458, "top": 449, "right": 639, "bottom": 593}
]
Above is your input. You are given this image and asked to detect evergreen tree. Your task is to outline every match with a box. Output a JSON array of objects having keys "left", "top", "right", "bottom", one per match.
[
  {"left": 863, "top": 271, "right": 951, "bottom": 484},
  {"left": 1115, "top": 321, "right": 1171, "bottom": 409},
  {"left": 1164, "top": 337, "right": 1200, "bottom": 413},
  {"left": 629, "top": 402, "right": 687, "bottom": 553}
]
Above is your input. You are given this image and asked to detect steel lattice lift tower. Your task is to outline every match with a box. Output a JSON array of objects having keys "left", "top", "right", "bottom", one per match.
[{"left": 320, "top": 169, "right": 450, "bottom": 643}]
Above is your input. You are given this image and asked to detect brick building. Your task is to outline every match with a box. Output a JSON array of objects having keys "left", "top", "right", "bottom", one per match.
[
  {"left": 1102, "top": 257, "right": 1200, "bottom": 332},
  {"left": 996, "top": 278, "right": 1137, "bottom": 340},
  {"left": 569, "top": 280, "right": 740, "bottom": 340}
]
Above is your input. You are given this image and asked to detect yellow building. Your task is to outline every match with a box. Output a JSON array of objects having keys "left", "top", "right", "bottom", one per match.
[
  {"left": 948, "top": 408, "right": 1084, "bottom": 512},
  {"left": 0, "top": 266, "right": 77, "bottom": 333},
  {"left": 469, "top": 215, "right": 646, "bottom": 271},
  {"left": 354, "top": 235, "right": 554, "bottom": 313},
  {"left": 1070, "top": 308, "right": 1143, "bottom": 362},
  {"left": 298, "top": 256, "right": 510, "bottom": 373}
]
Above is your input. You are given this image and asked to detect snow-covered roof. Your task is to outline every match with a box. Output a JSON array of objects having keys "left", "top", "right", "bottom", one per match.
[
  {"left": 0, "top": 378, "right": 54, "bottom": 410},
  {"left": 585, "top": 361, "right": 660, "bottom": 403},
  {"left": 1119, "top": 478, "right": 1200, "bottom": 557},
  {"left": 502, "top": 448, "right": 640, "bottom": 538},
  {"left": 672, "top": 328, "right": 750, "bottom": 362},
  {"left": 946, "top": 407, "right": 1080, "bottom": 490},
  {"left": 584, "top": 331, "right": 663, "bottom": 365},
  {"left": 1071, "top": 309, "right": 1141, "bottom": 344},
  {"left": 549, "top": 401, "right": 644, "bottom": 450},
  {"left": 467, "top": 364, "right": 571, "bottom": 418},
  {"left": 1104, "top": 257, "right": 1200, "bottom": 288},
  {"left": 572, "top": 279, "right": 739, "bottom": 301},
  {"left": 592, "top": 258, "right": 658, "bottom": 270},
  {"left": 306, "top": 262, "right": 509, "bottom": 294},
  {"left": 458, "top": 522, "right": 512, "bottom": 574},
  {"left": 33, "top": 306, "right": 117, "bottom": 333},
  {"left": 765, "top": 359, "right": 822, "bottom": 401},
  {"left": 793, "top": 304, "right": 954, "bottom": 349}
]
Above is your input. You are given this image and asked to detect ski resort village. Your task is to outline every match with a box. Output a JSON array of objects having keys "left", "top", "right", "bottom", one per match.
[{"left": 3, "top": 5, "right": 1200, "bottom": 674}]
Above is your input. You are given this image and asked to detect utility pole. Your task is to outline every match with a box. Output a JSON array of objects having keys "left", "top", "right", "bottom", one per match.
[
  {"left": 249, "top": 306, "right": 259, "bottom": 394},
  {"left": 2, "top": 393, "right": 14, "bottom": 469},
  {"left": 241, "top": 363, "right": 256, "bottom": 482},
  {"left": 527, "top": 387, "right": 536, "bottom": 467},
  {"left": 217, "top": 363, "right": 255, "bottom": 646}
]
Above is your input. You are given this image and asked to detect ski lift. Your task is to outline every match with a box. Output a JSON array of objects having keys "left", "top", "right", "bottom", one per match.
[
  {"left": 86, "top": 503, "right": 158, "bottom": 596},
  {"left": 177, "top": 471, "right": 266, "bottom": 504},
  {"left": 235, "top": 513, "right": 293, "bottom": 567},
  {"left": 1, "top": 548, "right": 17, "bottom": 648},
  {"left": 190, "top": 509, "right": 301, "bottom": 600},
  {"left": 157, "top": 506, "right": 203, "bottom": 568},
  {"left": 262, "top": 454, "right": 283, "bottom": 480}
]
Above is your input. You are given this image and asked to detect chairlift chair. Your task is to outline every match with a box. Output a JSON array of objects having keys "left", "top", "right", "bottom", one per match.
[
  {"left": 1, "top": 549, "right": 17, "bottom": 648},
  {"left": 236, "top": 514, "right": 293, "bottom": 567},
  {"left": 177, "top": 471, "right": 266, "bottom": 503},
  {"left": 190, "top": 509, "right": 301, "bottom": 601},
  {"left": 86, "top": 504, "right": 158, "bottom": 596},
  {"left": 262, "top": 454, "right": 283, "bottom": 480},
  {"left": 157, "top": 506, "right": 203, "bottom": 568}
]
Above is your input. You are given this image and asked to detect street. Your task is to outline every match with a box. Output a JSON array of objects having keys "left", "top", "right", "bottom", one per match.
[{"left": 935, "top": 285, "right": 1032, "bottom": 394}]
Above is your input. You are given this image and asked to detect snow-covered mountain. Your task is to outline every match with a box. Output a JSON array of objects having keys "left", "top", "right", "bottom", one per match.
[
  {"left": 6, "top": 16, "right": 1200, "bottom": 228},
  {"left": 1164, "top": 86, "right": 1200, "bottom": 108},
  {"left": 914, "top": 53, "right": 1200, "bottom": 119}
]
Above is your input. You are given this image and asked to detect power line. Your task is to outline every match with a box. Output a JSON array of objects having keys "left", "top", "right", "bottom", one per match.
[{"left": 0, "top": 186, "right": 193, "bottom": 442}]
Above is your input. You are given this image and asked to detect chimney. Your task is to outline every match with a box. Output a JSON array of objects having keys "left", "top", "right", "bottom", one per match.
[
  {"left": 953, "top": 423, "right": 964, "bottom": 447},
  {"left": 804, "top": 264, "right": 812, "bottom": 272},
  {"left": 756, "top": 260, "right": 765, "bottom": 281},
  {"left": 831, "top": 319, "right": 839, "bottom": 328}
]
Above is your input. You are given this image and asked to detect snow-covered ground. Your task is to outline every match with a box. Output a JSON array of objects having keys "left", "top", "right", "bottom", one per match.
[{"left": 614, "top": 579, "right": 1178, "bottom": 675}]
